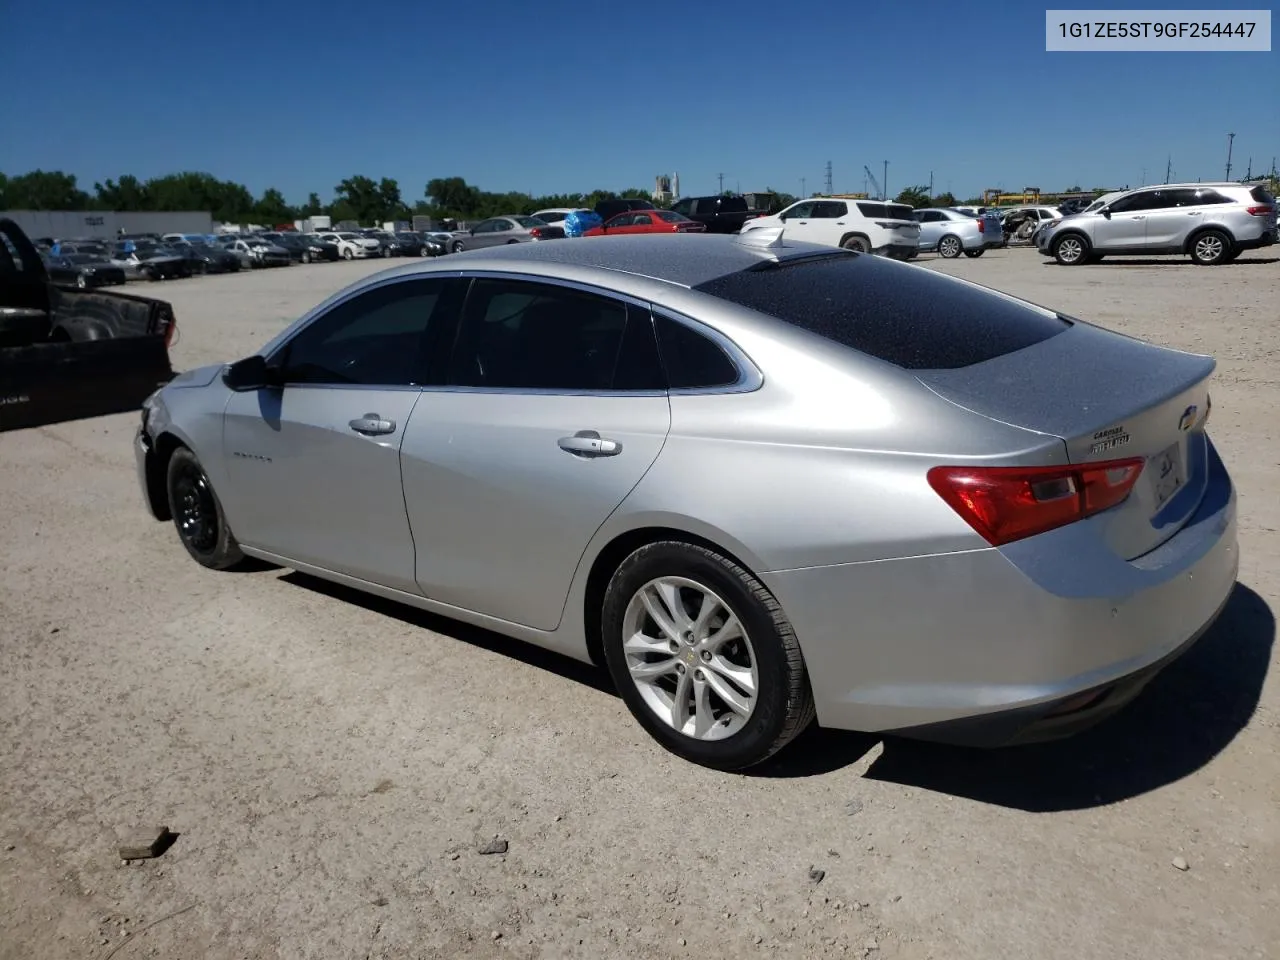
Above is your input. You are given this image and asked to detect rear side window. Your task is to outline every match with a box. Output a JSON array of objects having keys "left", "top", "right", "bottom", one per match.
[
  {"left": 654, "top": 313, "right": 740, "bottom": 389},
  {"left": 692, "top": 255, "right": 1070, "bottom": 370},
  {"left": 718, "top": 196, "right": 748, "bottom": 212},
  {"left": 447, "top": 279, "right": 663, "bottom": 392},
  {"left": 1250, "top": 185, "right": 1275, "bottom": 204}
]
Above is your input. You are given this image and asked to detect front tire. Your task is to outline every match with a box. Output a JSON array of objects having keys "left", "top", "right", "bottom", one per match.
[
  {"left": 1052, "top": 233, "right": 1089, "bottom": 265},
  {"left": 601, "top": 541, "right": 816, "bottom": 771},
  {"left": 937, "top": 234, "right": 962, "bottom": 258},
  {"left": 342, "top": 247, "right": 354, "bottom": 260},
  {"left": 301, "top": 250, "right": 311, "bottom": 263},
  {"left": 1190, "top": 229, "right": 1231, "bottom": 265},
  {"left": 165, "top": 447, "right": 245, "bottom": 570}
]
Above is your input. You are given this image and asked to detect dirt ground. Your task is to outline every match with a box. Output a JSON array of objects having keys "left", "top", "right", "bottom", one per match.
[{"left": 2, "top": 246, "right": 1277, "bottom": 960}]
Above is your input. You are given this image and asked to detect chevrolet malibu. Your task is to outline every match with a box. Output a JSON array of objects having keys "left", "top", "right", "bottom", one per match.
[{"left": 134, "top": 232, "right": 1238, "bottom": 770}]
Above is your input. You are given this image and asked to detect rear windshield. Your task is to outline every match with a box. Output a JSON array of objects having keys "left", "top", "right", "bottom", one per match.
[
  {"left": 1250, "top": 185, "right": 1275, "bottom": 204},
  {"left": 855, "top": 202, "right": 915, "bottom": 220},
  {"left": 692, "top": 254, "right": 1070, "bottom": 370}
]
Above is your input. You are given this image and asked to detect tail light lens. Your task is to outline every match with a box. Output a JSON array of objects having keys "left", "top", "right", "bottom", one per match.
[
  {"left": 927, "top": 457, "right": 1145, "bottom": 546},
  {"left": 977, "top": 219, "right": 985, "bottom": 233},
  {"left": 1246, "top": 205, "right": 1274, "bottom": 216}
]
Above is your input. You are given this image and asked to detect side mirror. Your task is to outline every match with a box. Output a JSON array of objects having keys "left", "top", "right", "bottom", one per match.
[
  {"left": 223, "top": 354, "right": 283, "bottom": 391},
  {"left": 1101, "top": 208, "right": 1112, "bottom": 219}
]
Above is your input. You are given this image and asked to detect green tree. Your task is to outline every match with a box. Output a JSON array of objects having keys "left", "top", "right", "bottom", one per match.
[
  {"left": 333, "top": 175, "right": 389, "bottom": 223},
  {"left": 2, "top": 169, "right": 93, "bottom": 209},
  {"left": 894, "top": 184, "right": 932, "bottom": 208},
  {"left": 93, "top": 175, "right": 149, "bottom": 211},
  {"left": 1065, "top": 184, "right": 1082, "bottom": 192},
  {"left": 255, "top": 187, "right": 295, "bottom": 224},
  {"left": 931, "top": 191, "right": 957, "bottom": 207},
  {"left": 300, "top": 192, "right": 324, "bottom": 217}
]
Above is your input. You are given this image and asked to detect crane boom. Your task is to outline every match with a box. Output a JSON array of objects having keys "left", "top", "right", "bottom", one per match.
[{"left": 863, "top": 165, "right": 884, "bottom": 201}]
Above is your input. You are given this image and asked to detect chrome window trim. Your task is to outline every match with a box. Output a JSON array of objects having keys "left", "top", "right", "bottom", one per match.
[{"left": 261, "top": 267, "right": 763, "bottom": 399}]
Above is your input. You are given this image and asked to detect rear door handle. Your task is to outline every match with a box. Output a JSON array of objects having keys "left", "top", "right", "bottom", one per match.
[
  {"left": 558, "top": 429, "right": 622, "bottom": 458},
  {"left": 349, "top": 413, "right": 396, "bottom": 436},
  {"left": 1132, "top": 215, "right": 1146, "bottom": 220}
]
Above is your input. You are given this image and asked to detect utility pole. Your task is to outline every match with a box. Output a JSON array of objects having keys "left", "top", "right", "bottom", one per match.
[
  {"left": 1225, "top": 133, "right": 1235, "bottom": 181},
  {"left": 717, "top": 172, "right": 724, "bottom": 194},
  {"left": 1246, "top": 158, "right": 1252, "bottom": 179},
  {"left": 928, "top": 171, "right": 933, "bottom": 198},
  {"left": 824, "top": 160, "right": 833, "bottom": 195},
  {"left": 801, "top": 176, "right": 806, "bottom": 198},
  {"left": 882, "top": 160, "right": 888, "bottom": 200},
  {"left": 1165, "top": 155, "right": 1172, "bottom": 183},
  {"left": 1141, "top": 166, "right": 1146, "bottom": 186}
]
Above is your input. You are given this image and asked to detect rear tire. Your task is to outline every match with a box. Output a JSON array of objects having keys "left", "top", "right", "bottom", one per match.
[
  {"left": 1189, "top": 229, "right": 1231, "bottom": 265},
  {"left": 938, "top": 234, "right": 962, "bottom": 258},
  {"left": 452, "top": 240, "right": 466, "bottom": 253},
  {"left": 963, "top": 249, "right": 984, "bottom": 258},
  {"left": 840, "top": 235, "right": 870, "bottom": 253},
  {"left": 601, "top": 541, "right": 816, "bottom": 771},
  {"left": 165, "top": 447, "right": 245, "bottom": 571}
]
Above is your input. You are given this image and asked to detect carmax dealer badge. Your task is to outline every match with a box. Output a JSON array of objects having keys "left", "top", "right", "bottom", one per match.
[
  {"left": 1179, "top": 405, "right": 1198, "bottom": 432},
  {"left": 1089, "top": 424, "right": 1130, "bottom": 456}
]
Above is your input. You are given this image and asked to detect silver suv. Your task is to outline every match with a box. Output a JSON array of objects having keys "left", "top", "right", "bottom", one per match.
[{"left": 1036, "top": 182, "right": 1277, "bottom": 266}]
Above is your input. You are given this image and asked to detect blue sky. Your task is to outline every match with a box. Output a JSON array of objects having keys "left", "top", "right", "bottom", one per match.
[{"left": 2, "top": 0, "right": 1276, "bottom": 204}]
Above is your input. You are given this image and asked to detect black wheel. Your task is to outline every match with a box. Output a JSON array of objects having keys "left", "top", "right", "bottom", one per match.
[
  {"left": 963, "top": 248, "right": 984, "bottom": 258},
  {"left": 301, "top": 250, "right": 311, "bottom": 263},
  {"left": 1052, "top": 233, "right": 1089, "bottom": 265},
  {"left": 165, "top": 447, "right": 245, "bottom": 570},
  {"left": 419, "top": 245, "right": 430, "bottom": 257},
  {"left": 452, "top": 240, "right": 466, "bottom": 253},
  {"left": 937, "top": 234, "right": 963, "bottom": 258},
  {"left": 76, "top": 273, "right": 87, "bottom": 288},
  {"left": 840, "top": 235, "right": 870, "bottom": 253},
  {"left": 1189, "top": 229, "right": 1231, "bottom": 265},
  {"left": 601, "top": 541, "right": 816, "bottom": 771},
  {"left": 342, "top": 247, "right": 354, "bottom": 260}
]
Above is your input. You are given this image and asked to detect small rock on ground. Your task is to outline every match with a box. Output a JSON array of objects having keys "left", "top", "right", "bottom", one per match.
[
  {"left": 1172, "top": 856, "right": 1190, "bottom": 871},
  {"left": 808, "top": 866, "right": 826, "bottom": 883},
  {"left": 478, "top": 838, "right": 509, "bottom": 855}
]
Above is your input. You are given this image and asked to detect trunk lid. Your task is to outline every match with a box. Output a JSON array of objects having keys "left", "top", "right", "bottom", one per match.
[{"left": 916, "top": 320, "right": 1215, "bottom": 560}]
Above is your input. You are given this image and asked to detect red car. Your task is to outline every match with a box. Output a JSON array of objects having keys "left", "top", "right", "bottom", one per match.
[{"left": 584, "top": 209, "right": 707, "bottom": 236}]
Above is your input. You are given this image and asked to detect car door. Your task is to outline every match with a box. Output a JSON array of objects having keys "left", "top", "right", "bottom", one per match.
[
  {"left": 777, "top": 201, "right": 819, "bottom": 242},
  {"left": 916, "top": 210, "right": 944, "bottom": 248},
  {"left": 400, "top": 276, "right": 672, "bottom": 630},
  {"left": 806, "top": 200, "right": 850, "bottom": 246},
  {"left": 1142, "top": 187, "right": 1203, "bottom": 248},
  {"left": 221, "top": 275, "right": 467, "bottom": 593},
  {"left": 601, "top": 213, "right": 635, "bottom": 234},
  {"left": 1093, "top": 191, "right": 1154, "bottom": 250}
]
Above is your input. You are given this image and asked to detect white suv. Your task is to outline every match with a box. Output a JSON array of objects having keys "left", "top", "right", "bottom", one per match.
[
  {"left": 1036, "top": 182, "right": 1277, "bottom": 265},
  {"left": 741, "top": 198, "right": 920, "bottom": 258}
]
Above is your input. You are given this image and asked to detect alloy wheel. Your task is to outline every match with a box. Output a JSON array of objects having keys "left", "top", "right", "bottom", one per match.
[
  {"left": 620, "top": 577, "right": 758, "bottom": 741},
  {"left": 1194, "top": 234, "right": 1225, "bottom": 262},
  {"left": 1055, "top": 236, "right": 1084, "bottom": 264}
]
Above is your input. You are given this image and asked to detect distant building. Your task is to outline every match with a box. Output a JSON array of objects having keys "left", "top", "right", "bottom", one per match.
[
  {"left": 654, "top": 173, "right": 679, "bottom": 203},
  {"left": 0, "top": 209, "right": 214, "bottom": 240}
]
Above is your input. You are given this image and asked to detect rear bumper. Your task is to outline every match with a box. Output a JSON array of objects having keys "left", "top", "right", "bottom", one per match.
[
  {"left": 765, "top": 438, "right": 1239, "bottom": 743},
  {"left": 1236, "top": 229, "right": 1277, "bottom": 251},
  {"left": 873, "top": 242, "right": 919, "bottom": 258}
]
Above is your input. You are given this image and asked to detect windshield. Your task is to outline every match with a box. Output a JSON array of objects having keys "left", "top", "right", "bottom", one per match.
[
  {"left": 516, "top": 217, "right": 547, "bottom": 228},
  {"left": 656, "top": 211, "right": 689, "bottom": 222},
  {"left": 338, "top": 233, "right": 358, "bottom": 239},
  {"left": 535, "top": 211, "right": 567, "bottom": 222}
]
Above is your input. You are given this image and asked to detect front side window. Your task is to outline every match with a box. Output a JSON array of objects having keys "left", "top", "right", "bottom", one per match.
[
  {"left": 781, "top": 201, "right": 816, "bottom": 220},
  {"left": 278, "top": 278, "right": 461, "bottom": 386},
  {"left": 446, "top": 279, "right": 661, "bottom": 392},
  {"left": 811, "top": 201, "right": 848, "bottom": 219}
]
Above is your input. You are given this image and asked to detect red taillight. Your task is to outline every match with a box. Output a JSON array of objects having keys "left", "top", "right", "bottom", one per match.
[
  {"left": 927, "top": 457, "right": 1145, "bottom": 546},
  {"left": 978, "top": 219, "right": 985, "bottom": 233},
  {"left": 529, "top": 227, "right": 543, "bottom": 238},
  {"left": 1246, "top": 205, "right": 1274, "bottom": 216}
]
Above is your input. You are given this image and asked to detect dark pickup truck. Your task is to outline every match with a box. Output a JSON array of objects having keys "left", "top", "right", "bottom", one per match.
[
  {"left": 669, "top": 195, "right": 768, "bottom": 234},
  {"left": 1, "top": 218, "right": 177, "bottom": 431}
]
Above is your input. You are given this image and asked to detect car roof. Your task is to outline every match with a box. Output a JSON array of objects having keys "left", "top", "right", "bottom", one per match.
[{"left": 385, "top": 233, "right": 843, "bottom": 288}]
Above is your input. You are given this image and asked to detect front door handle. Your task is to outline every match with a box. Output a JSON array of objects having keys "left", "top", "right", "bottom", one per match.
[
  {"left": 1131, "top": 215, "right": 1146, "bottom": 220},
  {"left": 349, "top": 413, "right": 396, "bottom": 436},
  {"left": 558, "top": 429, "right": 622, "bottom": 458}
]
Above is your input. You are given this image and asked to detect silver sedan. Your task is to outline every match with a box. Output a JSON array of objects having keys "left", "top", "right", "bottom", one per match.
[
  {"left": 449, "top": 215, "right": 556, "bottom": 252},
  {"left": 134, "top": 232, "right": 1238, "bottom": 770}
]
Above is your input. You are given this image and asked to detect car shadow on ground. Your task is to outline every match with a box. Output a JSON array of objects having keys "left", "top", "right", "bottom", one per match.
[
  {"left": 758, "top": 583, "right": 1273, "bottom": 810},
  {"left": 277, "top": 571, "right": 616, "bottom": 695},
  {"left": 281, "top": 572, "right": 1271, "bottom": 810},
  {"left": 1043, "top": 257, "right": 1279, "bottom": 267}
]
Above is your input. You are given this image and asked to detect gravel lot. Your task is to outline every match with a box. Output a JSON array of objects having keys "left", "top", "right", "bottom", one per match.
[{"left": 2, "top": 247, "right": 1278, "bottom": 960}]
